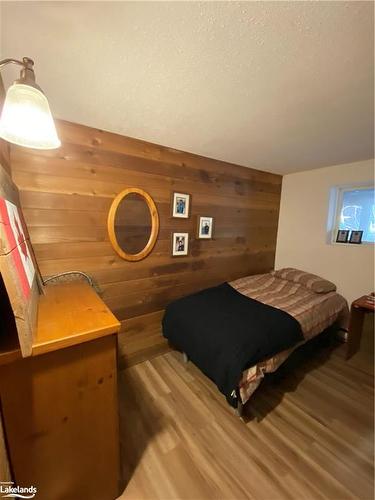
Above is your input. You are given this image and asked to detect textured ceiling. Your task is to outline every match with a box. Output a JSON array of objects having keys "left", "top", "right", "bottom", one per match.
[{"left": 1, "top": 1, "right": 374, "bottom": 174}]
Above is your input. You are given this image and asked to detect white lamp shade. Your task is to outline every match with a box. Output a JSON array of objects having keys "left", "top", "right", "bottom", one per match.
[{"left": 0, "top": 83, "right": 61, "bottom": 149}]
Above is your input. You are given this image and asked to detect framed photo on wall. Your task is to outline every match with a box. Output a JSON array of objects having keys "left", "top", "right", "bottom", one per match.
[
  {"left": 172, "top": 192, "right": 190, "bottom": 218},
  {"left": 197, "top": 216, "right": 214, "bottom": 239},
  {"left": 172, "top": 232, "right": 189, "bottom": 256},
  {"left": 336, "top": 229, "right": 350, "bottom": 243},
  {"left": 349, "top": 230, "right": 363, "bottom": 244}
]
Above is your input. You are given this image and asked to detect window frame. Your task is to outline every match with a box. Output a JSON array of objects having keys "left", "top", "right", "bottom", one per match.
[{"left": 330, "top": 183, "right": 374, "bottom": 245}]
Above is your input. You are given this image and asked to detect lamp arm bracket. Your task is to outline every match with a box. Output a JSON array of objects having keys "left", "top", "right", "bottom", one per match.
[
  {"left": 0, "top": 57, "right": 36, "bottom": 87},
  {"left": 0, "top": 58, "right": 26, "bottom": 70},
  {"left": 0, "top": 57, "right": 34, "bottom": 71}
]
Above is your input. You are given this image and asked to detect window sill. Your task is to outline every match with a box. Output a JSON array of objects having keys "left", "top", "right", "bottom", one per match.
[{"left": 329, "top": 241, "right": 374, "bottom": 247}]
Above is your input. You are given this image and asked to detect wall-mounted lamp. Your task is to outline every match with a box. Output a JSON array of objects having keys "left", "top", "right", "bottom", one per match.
[{"left": 0, "top": 57, "right": 60, "bottom": 150}]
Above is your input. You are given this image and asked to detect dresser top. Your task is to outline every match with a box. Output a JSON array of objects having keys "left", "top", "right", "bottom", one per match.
[{"left": 32, "top": 281, "right": 120, "bottom": 356}]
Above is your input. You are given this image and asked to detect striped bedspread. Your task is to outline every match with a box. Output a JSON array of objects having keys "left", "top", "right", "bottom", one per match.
[{"left": 229, "top": 273, "right": 349, "bottom": 404}]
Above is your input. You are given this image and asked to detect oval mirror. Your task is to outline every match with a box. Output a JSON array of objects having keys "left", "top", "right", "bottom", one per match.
[{"left": 108, "top": 188, "right": 159, "bottom": 261}]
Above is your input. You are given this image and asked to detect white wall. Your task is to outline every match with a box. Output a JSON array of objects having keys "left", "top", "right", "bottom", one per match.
[{"left": 275, "top": 159, "right": 374, "bottom": 305}]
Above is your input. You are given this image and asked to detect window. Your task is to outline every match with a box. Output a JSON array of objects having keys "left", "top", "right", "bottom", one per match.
[{"left": 334, "top": 186, "right": 375, "bottom": 243}]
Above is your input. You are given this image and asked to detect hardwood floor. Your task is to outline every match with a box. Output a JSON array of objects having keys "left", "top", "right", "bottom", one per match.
[{"left": 118, "top": 325, "right": 374, "bottom": 500}]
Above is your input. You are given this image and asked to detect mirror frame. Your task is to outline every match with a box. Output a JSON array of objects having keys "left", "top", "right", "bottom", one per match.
[{"left": 107, "top": 187, "right": 159, "bottom": 262}]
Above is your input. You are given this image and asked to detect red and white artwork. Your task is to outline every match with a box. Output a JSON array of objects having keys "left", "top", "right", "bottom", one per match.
[{"left": 0, "top": 197, "right": 35, "bottom": 298}]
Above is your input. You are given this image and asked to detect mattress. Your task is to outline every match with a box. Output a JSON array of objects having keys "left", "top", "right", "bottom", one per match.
[
  {"left": 230, "top": 273, "right": 349, "bottom": 404},
  {"left": 163, "top": 282, "right": 304, "bottom": 405}
]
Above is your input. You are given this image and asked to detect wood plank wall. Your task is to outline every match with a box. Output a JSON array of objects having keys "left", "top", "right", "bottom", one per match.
[{"left": 10, "top": 119, "right": 282, "bottom": 367}]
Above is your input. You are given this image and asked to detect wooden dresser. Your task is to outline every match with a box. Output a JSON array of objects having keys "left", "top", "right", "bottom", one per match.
[{"left": 0, "top": 281, "right": 121, "bottom": 500}]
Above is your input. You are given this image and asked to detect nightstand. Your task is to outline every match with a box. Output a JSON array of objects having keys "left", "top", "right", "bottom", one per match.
[{"left": 346, "top": 293, "right": 375, "bottom": 359}]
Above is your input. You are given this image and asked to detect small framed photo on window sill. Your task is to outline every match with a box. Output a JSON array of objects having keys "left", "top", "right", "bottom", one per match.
[
  {"left": 349, "top": 230, "right": 363, "bottom": 244},
  {"left": 336, "top": 229, "right": 350, "bottom": 243}
]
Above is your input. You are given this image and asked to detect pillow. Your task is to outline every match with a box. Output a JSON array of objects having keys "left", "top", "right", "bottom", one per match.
[{"left": 271, "top": 268, "right": 336, "bottom": 294}]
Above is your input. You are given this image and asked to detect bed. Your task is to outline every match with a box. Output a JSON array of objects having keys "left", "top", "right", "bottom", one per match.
[{"left": 162, "top": 268, "right": 349, "bottom": 414}]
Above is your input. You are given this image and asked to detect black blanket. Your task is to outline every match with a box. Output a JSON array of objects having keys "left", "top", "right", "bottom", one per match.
[{"left": 162, "top": 283, "right": 303, "bottom": 406}]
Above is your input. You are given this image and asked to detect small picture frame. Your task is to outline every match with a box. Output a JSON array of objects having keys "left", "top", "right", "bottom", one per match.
[
  {"left": 172, "top": 192, "right": 190, "bottom": 218},
  {"left": 349, "top": 230, "right": 363, "bottom": 244},
  {"left": 197, "top": 216, "right": 214, "bottom": 239},
  {"left": 172, "top": 232, "right": 189, "bottom": 256},
  {"left": 336, "top": 229, "right": 350, "bottom": 243}
]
